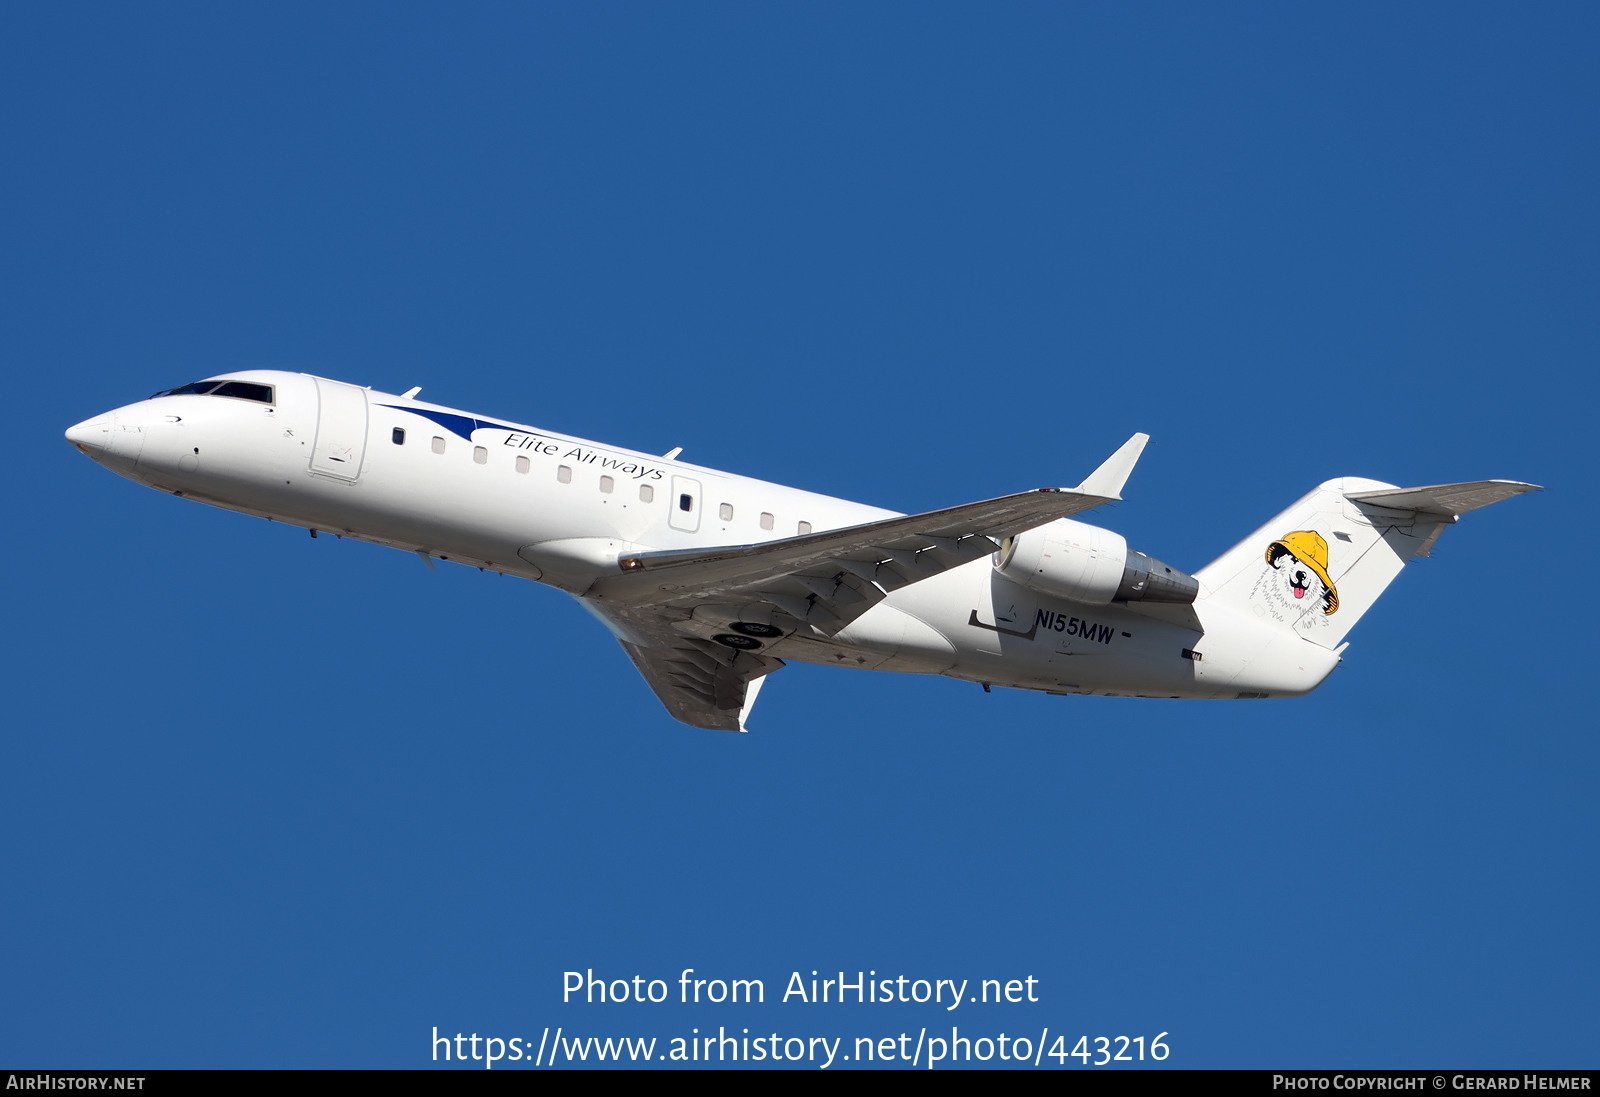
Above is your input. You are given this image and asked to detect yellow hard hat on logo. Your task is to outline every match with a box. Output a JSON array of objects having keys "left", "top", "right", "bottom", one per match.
[{"left": 1265, "top": 530, "right": 1340, "bottom": 615}]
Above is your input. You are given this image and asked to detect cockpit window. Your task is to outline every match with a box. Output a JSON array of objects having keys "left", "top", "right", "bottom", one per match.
[
  {"left": 151, "top": 380, "right": 274, "bottom": 404},
  {"left": 152, "top": 381, "right": 220, "bottom": 398},
  {"left": 210, "top": 381, "right": 274, "bottom": 403}
]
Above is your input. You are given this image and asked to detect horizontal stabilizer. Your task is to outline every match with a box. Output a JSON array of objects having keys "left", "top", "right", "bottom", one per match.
[{"left": 1345, "top": 480, "right": 1541, "bottom": 517}]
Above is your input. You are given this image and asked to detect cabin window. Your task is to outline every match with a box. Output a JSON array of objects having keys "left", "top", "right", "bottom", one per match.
[
  {"left": 515, "top": 455, "right": 530, "bottom": 474},
  {"left": 473, "top": 446, "right": 487, "bottom": 465},
  {"left": 431, "top": 437, "right": 446, "bottom": 454},
  {"left": 599, "top": 475, "right": 614, "bottom": 493},
  {"left": 679, "top": 494, "right": 694, "bottom": 513},
  {"left": 557, "top": 465, "right": 572, "bottom": 484},
  {"left": 719, "top": 502, "right": 734, "bottom": 521},
  {"left": 760, "top": 512, "right": 774, "bottom": 531},
  {"left": 798, "top": 520, "right": 812, "bottom": 535},
  {"left": 639, "top": 484, "right": 654, "bottom": 503},
  {"left": 392, "top": 427, "right": 405, "bottom": 445}
]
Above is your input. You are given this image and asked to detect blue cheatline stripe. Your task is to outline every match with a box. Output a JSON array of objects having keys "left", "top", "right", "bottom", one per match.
[{"left": 375, "top": 404, "right": 528, "bottom": 441}]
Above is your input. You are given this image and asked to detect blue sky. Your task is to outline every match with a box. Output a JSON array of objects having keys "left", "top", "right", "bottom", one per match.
[{"left": 5, "top": 3, "right": 1596, "bottom": 1069}]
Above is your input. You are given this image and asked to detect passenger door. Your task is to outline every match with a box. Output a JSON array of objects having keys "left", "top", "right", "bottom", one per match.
[{"left": 310, "top": 378, "right": 369, "bottom": 481}]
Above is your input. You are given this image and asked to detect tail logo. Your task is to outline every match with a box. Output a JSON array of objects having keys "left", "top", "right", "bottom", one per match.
[{"left": 1249, "top": 530, "right": 1340, "bottom": 628}]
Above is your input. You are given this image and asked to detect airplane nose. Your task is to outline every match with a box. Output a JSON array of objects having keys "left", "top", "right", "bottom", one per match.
[{"left": 66, "top": 412, "right": 114, "bottom": 454}]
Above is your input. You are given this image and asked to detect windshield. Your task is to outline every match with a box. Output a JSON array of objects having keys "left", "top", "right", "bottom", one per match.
[
  {"left": 151, "top": 381, "right": 219, "bottom": 397},
  {"left": 151, "top": 380, "right": 274, "bottom": 403}
]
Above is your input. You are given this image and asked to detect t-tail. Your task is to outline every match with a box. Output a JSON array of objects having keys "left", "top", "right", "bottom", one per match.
[{"left": 1194, "top": 477, "right": 1540, "bottom": 651}]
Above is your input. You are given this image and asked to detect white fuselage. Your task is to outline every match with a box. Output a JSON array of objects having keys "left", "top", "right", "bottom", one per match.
[{"left": 67, "top": 370, "right": 1339, "bottom": 705}]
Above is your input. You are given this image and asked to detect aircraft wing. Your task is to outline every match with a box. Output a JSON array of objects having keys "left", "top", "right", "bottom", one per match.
[
  {"left": 589, "top": 434, "right": 1148, "bottom": 638},
  {"left": 616, "top": 635, "right": 783, "bottom": 732},
  {"left": 590, "top": 434, "right": 1145, "bottom": 729}
]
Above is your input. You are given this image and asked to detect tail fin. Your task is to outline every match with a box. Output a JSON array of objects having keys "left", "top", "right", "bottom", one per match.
[{"left": 1195, "top": 477, "right": 1538, "bottom": 650}]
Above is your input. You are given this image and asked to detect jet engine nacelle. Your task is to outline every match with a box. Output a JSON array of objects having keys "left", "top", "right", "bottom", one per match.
[{"left": 993, "top": 519, "right": 1199, "bottom": 606}]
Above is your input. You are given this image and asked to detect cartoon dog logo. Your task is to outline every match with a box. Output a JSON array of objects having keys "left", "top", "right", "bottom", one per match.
[{"left": 1248, "top": 530, "right": 1339, "bottom": 629}]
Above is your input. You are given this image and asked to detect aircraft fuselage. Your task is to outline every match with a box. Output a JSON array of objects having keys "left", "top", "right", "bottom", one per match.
[{"left": 65, "top": 370, "right": 1362, "bottom": 719}]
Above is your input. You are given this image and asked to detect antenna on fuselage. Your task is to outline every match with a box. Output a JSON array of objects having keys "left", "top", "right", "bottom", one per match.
[
  {"left": 663, "top": 447, "right": 683, "bottom": 460},
  {"left": 401, "top": 386, "right": 422, "bottom": 399}
]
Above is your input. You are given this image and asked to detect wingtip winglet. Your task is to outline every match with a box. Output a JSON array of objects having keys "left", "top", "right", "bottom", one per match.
[
  {"left": 1075, "top": 432, "right": 1149, "bottom": 500},
  {"left": 736, "top": 672, "right": 767, "bottom": 733}
]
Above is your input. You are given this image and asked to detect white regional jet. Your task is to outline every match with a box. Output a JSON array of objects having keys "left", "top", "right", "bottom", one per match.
[{"left": 68, "top": 372, "right": 1537, "bottom": 731}]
